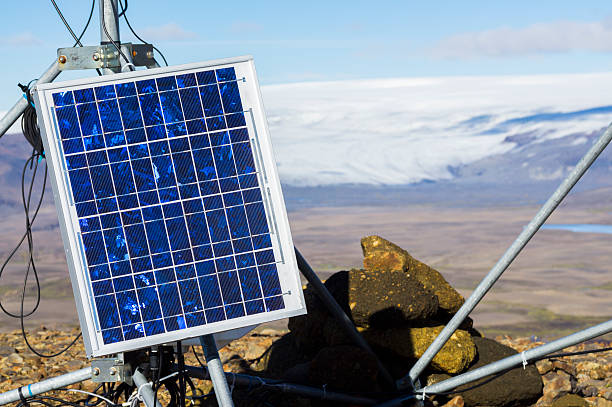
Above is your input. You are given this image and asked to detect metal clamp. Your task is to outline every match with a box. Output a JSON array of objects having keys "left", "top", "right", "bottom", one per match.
[
  {"left": 57, "top": 43, "right": 155, "bottom": 71},
  {"left": 91, "top": 354, "right": 132, "bottom": 385}
]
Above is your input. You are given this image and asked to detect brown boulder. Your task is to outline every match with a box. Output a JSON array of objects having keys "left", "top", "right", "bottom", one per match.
[
  {"left": 552, "top": 394, "right": 589, "bottom": 407},
  {"left": 364, "top": 325, "right": 476, "bottom": 374},
  {"left": 361, "top": 236, "right": 465, "bottom": 314}
]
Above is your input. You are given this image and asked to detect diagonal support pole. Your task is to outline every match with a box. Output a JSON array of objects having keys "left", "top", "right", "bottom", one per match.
[
  {"left": 0, "top": 368, "right": 91, "bottom": 406},
  {"left": 295, "top": 248, "right": 397, "bottom": 389},
  {"left": 200, "top": 335, "right": 234, "bottom": 407},
  {"left": 398, "top": 122, "right": 612, "bottom": 390},
  {"left": 0, "top": 61, "right": 61, "bottom": 138}
]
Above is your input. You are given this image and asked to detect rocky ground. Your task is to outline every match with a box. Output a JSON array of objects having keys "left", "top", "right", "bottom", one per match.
[
  {"left": 0, "top": 328, "right": 610, "bottom": 407},
  {"left": 0, "top": 236, "right": 610, "bottom": 406}
]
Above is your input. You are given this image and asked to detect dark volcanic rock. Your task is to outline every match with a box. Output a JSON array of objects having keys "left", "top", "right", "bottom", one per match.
[
  {"left": 288, "top": 266, "right": 440, "bottom": 353},
  {"left": 258, "top": 333, "right": 310, "bottom": 379},
  {"left": 308, "top": 345, "right": 380, "bottom": 393},
  {"left": 349, "top": 268, "right": 439, "bottom": 328},
  {"left": 430, "top": 337, "right": 543, "bottom": 407}
]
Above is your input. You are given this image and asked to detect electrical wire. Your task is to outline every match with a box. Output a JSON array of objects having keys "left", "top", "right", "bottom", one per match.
[
  {"left": 119, "top": 0, "right": 169, "bottom": 66},
  {"left": 0, "top": 156, "right": 46, "bottom": 318},
  {"left": 49, "top": 0, "right": 102, "bottom": 76},
  {"left": 101, "top": 0, "right": 134, "bottom": 71}
]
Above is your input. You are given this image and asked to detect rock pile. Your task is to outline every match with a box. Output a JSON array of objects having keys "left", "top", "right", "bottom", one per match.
[
  {"left": 259, "top": 236, "right": 544, "bottom": 406},
  {"left": 1, "top": 236, "right": 610, "bottom": 406}
]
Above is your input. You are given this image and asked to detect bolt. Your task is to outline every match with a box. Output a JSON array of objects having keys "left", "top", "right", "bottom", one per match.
[
  {"left": 92, "top": 53, "right": 100, "bottom": 61},
  {"left": 58, "top": 55, "right": 67, "bottom": 64},
  {"left": 109, "top": 367, "right": 117, "bottom": 376},
  {"left": 92, "top": 367, "right": 100, "bottom": 376},
  {"left": 146, "top": 51, "right": 154, "bottom": 59}
]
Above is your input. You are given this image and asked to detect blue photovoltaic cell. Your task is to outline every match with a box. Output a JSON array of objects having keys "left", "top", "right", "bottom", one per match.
[{"left": 52, "top": 66, "right": 285, "bottom": 346}]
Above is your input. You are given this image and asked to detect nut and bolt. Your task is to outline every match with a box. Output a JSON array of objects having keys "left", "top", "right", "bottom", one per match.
[
  {"left": 92, "top": 53, "right": 100, "bottom": 61},
  {"left": 92, "top": 367, "right": 100, "bottom": 376},
  {"left": 109, "top": 367, "right": 117, "bottom": 376},
  {"left": 58, "top": 55, "right": 67, "bottom": 64}
]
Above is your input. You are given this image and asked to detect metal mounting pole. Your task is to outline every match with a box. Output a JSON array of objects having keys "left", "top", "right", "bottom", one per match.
[
  {"left": 200, "top": 335, "right": 234, "bottom": 407},
  {"left": 295, "top": 248, "right": 397, "bottom": 389},
  {"left": 99, "top": 0, "right": 122, "bottom": 74},
  {"left": 399, "top": 122, "right": 612, "bottom": 390},
  {"left": 0, "top": 368, "right": 91, "bottom": 406},
  {"left": 0, "top": 60, "right": 61, "bottom": 138}
]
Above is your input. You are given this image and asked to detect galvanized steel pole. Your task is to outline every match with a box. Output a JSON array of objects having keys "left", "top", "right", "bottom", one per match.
[
  {"left": 400, "top": 122, "right": 612, "bottom": 389},
  {"left": 378, "top": 319, "right": 612, "bottom": 406},
  {"left": 0, "top": 368, "right": 91, "bottom": 406},
  {"left": 200, "top": 335, "right": 235, "bottom": 407},
  {"left": 99, "top": 0, "right": 122, "bottom": 74}
]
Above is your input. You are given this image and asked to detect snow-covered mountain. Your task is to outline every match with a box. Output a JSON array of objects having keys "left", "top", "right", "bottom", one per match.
[{"left": 262, "top": 73, "right": 612, "bottom": 187}]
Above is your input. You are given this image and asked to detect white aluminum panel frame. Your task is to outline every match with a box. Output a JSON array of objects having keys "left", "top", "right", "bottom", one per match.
[{"left": 33, "top": 55, "right": 306, "bottom": 357}]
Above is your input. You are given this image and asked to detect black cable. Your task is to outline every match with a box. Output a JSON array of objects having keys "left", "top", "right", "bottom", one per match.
[
  {"left": 50, "top": 0, "right": 85, "bottom": 47},
  {"left": 117, "top": 0, "right": 127, "bottom": 17},
  {"left": 192, "top": 346, "right": 206, "bottom": 369},
  {"left": 3, "top": 152, "right": 83, "bottom": 358},
  {"left": 49, "top": 0, "right": 102, "bottom": 76},
  {"left": 0, "top": 155, "right": 45, "bottom": 318},
  {"left": 119, "top": 0, "right": 169, "bottom": 67},
  {"left": 536, "top": 346, "right": 612, "bottom": 360},
  {"left": 176, "top": 341, "right": 186, "bottom": 407}
]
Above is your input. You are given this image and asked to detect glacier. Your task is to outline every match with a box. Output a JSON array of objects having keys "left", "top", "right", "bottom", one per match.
[{"left": 261, "top": 72, "right": 612, "bottom": 186}]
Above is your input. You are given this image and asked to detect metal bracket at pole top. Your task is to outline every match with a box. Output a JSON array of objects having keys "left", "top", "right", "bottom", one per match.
[{"left": 57, "top": 43, "right": 155, "bottom": 71}]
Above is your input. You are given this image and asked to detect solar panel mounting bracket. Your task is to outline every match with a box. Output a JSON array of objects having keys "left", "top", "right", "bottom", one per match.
[
  {"left": 91, "top": 353, "right": 133, "bottom": 385},
  {"left": 57, "top": 43, "right": 155, "bottom": 71}
]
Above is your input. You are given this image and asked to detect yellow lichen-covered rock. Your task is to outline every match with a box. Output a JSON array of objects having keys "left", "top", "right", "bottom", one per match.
[
  {"left": 361, "top": 235, "right": 465, "bottom": 314},
  {"left": 364, "top": 325, "right": 477, "bottom": 374}
]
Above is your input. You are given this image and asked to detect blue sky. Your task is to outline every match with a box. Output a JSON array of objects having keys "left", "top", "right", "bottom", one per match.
[{"left": 2, "top": 1, "right": 612, "bottom": 110}]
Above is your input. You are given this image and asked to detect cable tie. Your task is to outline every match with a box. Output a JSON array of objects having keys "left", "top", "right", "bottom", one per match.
[
  {"left": 521, "top": 351, "right": 528, "bottom": 369},
  {"left": 137, "top": 381, "right": 153, "bottom": 400},
  {"left": 17, "top": 386, "right": 27, "bottom": 404},
  {"left": 422, "top": 389, "right": 427, "bottom": 400},
  {"left": 121, "top": 63, "right": 136, "bottom": 72}
]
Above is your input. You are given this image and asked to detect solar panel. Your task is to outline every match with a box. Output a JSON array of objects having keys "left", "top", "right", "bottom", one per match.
[{"left": 33, "top": 56, "right": 306, "bottom": 356}]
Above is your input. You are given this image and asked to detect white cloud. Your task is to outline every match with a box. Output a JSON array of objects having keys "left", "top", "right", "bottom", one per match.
[
  {"left": 0, "top": 32, "right": 41, "bottom": 47},
  {"left": 229, "top": 21, "right": 263, "bottom": 34},
  {"left": 138, "top": 22, "right": 197, "bottom": 42},
  {"left": 432, "top": 18, "right": 612, "bottom": 59}
]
